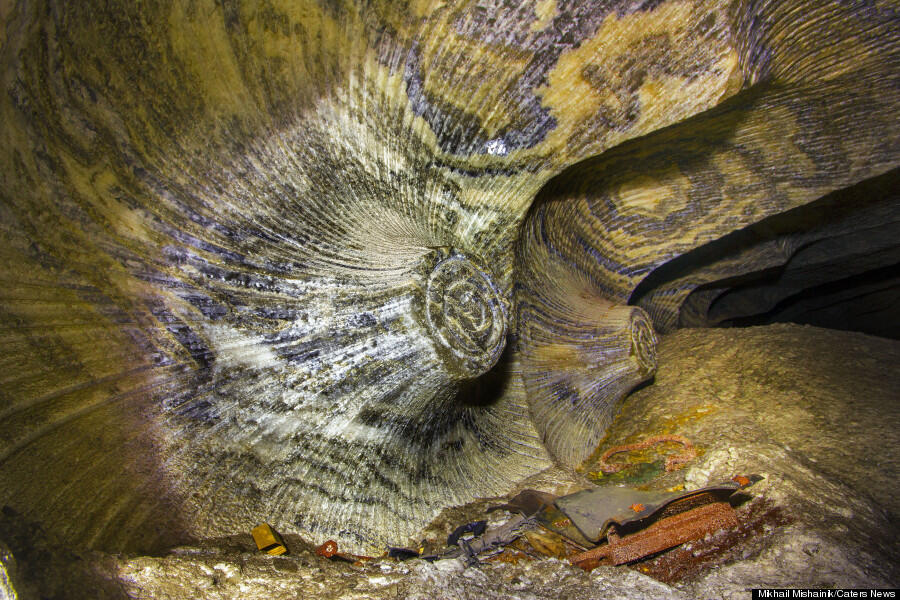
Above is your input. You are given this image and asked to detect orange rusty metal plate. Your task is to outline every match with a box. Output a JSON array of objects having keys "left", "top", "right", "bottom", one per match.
[
  {"left": 571, "top": 501, "right": 739, "bottom": 570},
  {"left": 608, "top": 501, "right": 738, "bottom": 565}
]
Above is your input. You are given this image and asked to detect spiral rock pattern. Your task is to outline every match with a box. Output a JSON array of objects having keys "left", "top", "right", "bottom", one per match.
[{"left": 425, "top": 254, "right": 508, "bottom": 379}]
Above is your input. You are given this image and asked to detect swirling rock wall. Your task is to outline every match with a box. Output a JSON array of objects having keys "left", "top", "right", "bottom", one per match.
[
  {"left": 513, "top": 0, "right": 899, "bottom": 464},
  {"left": 0, "top": 0, "right": 897, "bottom": 555}
]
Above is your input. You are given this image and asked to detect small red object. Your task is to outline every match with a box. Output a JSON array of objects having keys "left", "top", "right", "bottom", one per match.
[
  {"left": 630, "top": 503, "right": 645, "bottom": 513},
  {"left": 732, "top": 475, "right": 751, "bottom": 487},
  {"left": 316, "top": 540, "right": 338, "bottom": 557}
]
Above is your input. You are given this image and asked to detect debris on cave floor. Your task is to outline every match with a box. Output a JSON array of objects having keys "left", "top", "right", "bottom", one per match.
[
  {"left": 632, "top": 496, "right": 794, "bottom": 585},
  {"left": 584, "top": 325, "right": 900, "bottom": 594},
  {"left": 232, "top": 473, "right": 762, "bottom": 591},
  {"left": 250, "top": 523, "right": 287, "bottom": 556},
  {"left": 569, "top": 499, "right": 739, "bottom": 570},
  {"left": 0, "top": 482, "right": 768, "bottom": 600},
  {"left": 302, "top": 473, "right": 762, "bottom": 588},
  {"left": 561, "top": 478, "right": 757, "bottom": 570},
  {"left": 552, "top": 477, "right": 755, "bottom": 544}
]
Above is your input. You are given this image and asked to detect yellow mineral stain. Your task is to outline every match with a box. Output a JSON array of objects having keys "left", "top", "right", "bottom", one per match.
[
  {"left": 256, "top": 1, "right": 351, "bottom": 93},
  {"left": 656, "top": 403, "right": 720, "bottom": 434},
  {"left": 0, "top": 257, "right": 149, "bottom": 422},
  {"left": 167, "top": 1, "right": 254, "bottom": 117},
  {"left": 706, "top": 102, "right": 818, "bottom": 221},
  {"left": 537, "top": 1, "right": 741, "bottom": 163},
  {"left": 615, "top": 169, "right": 690, "bottom": 219},
  {"left": 632, "top": 49, "right": 741, "bottom": 134},
  {"left": 533, "top": 342, "right": 581, "bottom": 365},
  {"left": 0, "top": 0, "right": 12, "bottom": 48},
  {"left": 530, "top": 0, "right": 558, "bottom": 32},
  {"left": 420, "top": 34, "right": 533, "bottom": 139},
  {"left": 410, "top": 0, "right": 444, "bottom": 19},
  {"left": 57, "top": 156, "right": 155, "bottom": 246}
]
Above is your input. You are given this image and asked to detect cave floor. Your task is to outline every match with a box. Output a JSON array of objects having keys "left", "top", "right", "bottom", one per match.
[{"left": 2, "top": 323, "right": 898, "bottom": 599}]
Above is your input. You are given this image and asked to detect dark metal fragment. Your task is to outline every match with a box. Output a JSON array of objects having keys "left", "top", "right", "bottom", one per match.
[{"left": 555, "top": 481, "right": 744, "bottom": 543}]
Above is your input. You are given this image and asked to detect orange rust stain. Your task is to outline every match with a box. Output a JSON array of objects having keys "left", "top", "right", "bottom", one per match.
[{"left": 733, "top": 475, "right": 751, "bottom": 487}]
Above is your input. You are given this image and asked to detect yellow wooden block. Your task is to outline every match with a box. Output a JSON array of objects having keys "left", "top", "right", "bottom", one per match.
[{"left": 251, "top": 523, "right": 288, "bottom": 555}]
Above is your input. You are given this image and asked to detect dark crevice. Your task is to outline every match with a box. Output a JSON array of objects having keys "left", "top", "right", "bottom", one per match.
[
  {"left": 629, "top": 167, "right": 900, "bottom": 338},
  {"left": 454, "top": 339, "right": 516, "bottom": 408},
  {"left": 719, "top": 264, "right": 900, "bottom": 338}
]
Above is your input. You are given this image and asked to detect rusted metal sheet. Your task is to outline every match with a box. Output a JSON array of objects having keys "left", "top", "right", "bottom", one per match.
[
  {"left": 488, "top": 489, "right": 558, "bottom": 516},
  {"left": 570, "top": 501, "right": 739, "bottom": 570},
  {"left": 534, "top": 502, "right": 595, "bottom": 548},
  {"left": 555, "top": 482, "right": 743, "bottom": 543}
]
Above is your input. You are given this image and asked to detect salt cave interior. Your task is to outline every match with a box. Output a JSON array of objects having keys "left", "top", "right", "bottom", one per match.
[{"left": 0, "top": 1, "right": 897, "bottom": 598}]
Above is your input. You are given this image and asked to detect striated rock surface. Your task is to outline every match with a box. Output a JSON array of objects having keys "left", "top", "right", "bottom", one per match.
[
  {"left": 0, "top": 0, "right": 897, "bottom": 560},
  {"left": 2, "top": 323, "right": 897, "bottom": 598}
]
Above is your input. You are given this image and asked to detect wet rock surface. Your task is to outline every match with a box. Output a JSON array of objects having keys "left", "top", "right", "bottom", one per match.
[{"left": 2, "top": 323, "right": 897, "bottom": 599}]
